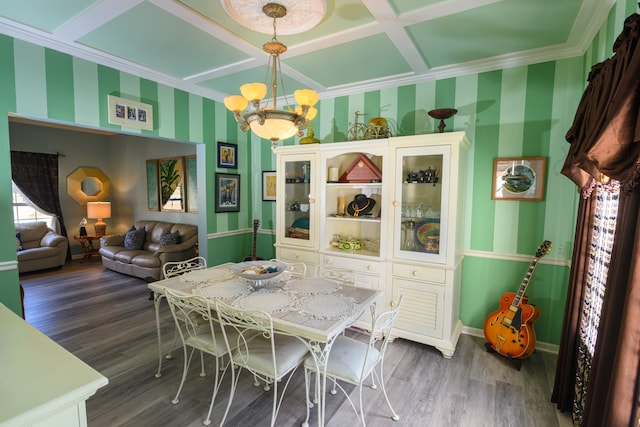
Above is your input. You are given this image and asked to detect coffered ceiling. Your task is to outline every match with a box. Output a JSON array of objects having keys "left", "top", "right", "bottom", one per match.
[{"left": 0, "top": 0, "right": 612, "bottom": 102}]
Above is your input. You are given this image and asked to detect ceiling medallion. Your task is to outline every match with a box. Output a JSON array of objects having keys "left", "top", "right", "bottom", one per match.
[
  {"left": 223, "top": 3, "right": 320, "bottom": 148},
  {"left": 221, "top": 0, "right": 326, "bottom": 35}
]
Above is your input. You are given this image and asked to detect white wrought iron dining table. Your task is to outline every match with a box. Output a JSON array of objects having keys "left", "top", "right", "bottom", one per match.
[{"left": 147, "top": 262, "right": 381, "bottom": 427}]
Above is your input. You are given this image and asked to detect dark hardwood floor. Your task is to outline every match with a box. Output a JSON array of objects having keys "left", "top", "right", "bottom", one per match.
[{"left": 19, "top": 260, "right": 571, "bottom": 427}]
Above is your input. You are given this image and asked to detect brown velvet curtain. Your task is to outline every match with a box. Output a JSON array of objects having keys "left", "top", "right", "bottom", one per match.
[
  {"left": 10, "top": 150, "right": 69, "bottom": 241},
  {"left": 552, "top": 13, "right": 640, "bottom": 427}
]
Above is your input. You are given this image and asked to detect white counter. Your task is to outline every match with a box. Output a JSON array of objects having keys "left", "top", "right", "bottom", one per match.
[{"left": 0, "top": 303, "right": 108, "bottom": 426}]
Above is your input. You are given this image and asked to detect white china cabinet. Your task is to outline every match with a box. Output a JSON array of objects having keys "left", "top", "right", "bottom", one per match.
[{"left": 273, "top": 132, "right": 470, "bottom": 357}]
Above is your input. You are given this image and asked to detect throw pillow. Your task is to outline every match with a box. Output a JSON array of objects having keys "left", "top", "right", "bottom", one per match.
[
  {"left": 159, "top": 229, "right": 181, "bottom": 246},
  {"left": 16, "top": 232, "right": 23, "bottom": 251},
  {"left": 124, "top": 226, "right": 145, "bottom": 250}
]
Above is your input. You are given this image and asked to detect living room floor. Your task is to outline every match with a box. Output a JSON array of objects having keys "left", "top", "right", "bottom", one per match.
[{"left": 19, "top": 260, "right": 572, "bottom": 427}]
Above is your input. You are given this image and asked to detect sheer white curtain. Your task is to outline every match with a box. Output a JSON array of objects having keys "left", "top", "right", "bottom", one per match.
[
  {"left": 573, "top": 181, "right": 619, "bottom": 424},
  {"left": 12, "top": 182, "right": 59, "bottom": 233}
]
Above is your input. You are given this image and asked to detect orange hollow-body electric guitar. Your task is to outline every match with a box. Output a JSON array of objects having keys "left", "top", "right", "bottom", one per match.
[{"left": 483, "top": 240, "right": 551, "bottom": 360}]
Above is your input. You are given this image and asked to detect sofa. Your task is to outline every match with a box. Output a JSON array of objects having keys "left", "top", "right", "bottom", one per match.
[
  {"left": 99, "top": 220, "right": 198, "bottom": 281},
  {"left": 15, "top": 221, "right": 69, "bottom": 274}
]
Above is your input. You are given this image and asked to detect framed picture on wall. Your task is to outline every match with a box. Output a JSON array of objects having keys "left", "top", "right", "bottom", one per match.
[
  {"left": 107, "top": 95, "right": 154, "bottom": 131},
  {"left": 159, "top": 157, "right": 185, "bottom": 212},
  {"left": 217, "top": 141, "right": 237, "bottom": 169},
  {"left": 215, "top": 173, "right": 240, "bottom": 212},
  {"left": 262, "top": 171, "right": 276, "bottom": 201},
  {"left": 492, "top": 157, "right": 547, "bottom": 201},
  {"left": 146, "top": 160, "right": 159, "bottom": 211},
  {"left": 185, "top": 155, "right": 198, "bottom": 213}
]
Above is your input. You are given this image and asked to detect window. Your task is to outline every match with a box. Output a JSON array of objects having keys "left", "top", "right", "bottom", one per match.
[
  {"left": 573, "top": 180, "right": 620, "bottom": 424},
  {"left": 12, "top": 182, "right": 55, "bottom": 228}
]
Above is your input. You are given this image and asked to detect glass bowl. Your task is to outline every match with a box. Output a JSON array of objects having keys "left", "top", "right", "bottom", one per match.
[{"left": 230, "top": 260, "right": 287, "bottom": 287}]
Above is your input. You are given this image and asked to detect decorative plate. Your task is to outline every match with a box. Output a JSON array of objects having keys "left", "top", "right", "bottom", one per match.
[
  {"left": 415, "top": 219, "right": 440, "bottom": 248},
  {"left": 283, "top": 278, "right": 340, "bottom": 294}
]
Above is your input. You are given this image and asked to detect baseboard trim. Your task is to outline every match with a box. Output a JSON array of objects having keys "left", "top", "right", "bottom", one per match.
[{"left": 462, "top": 325, "right": 559, "bottom": 354}]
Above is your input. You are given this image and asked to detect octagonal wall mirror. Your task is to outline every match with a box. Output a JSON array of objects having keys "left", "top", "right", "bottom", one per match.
[{"left": 67, "top": 167, "right": 111, "bottom": 205}]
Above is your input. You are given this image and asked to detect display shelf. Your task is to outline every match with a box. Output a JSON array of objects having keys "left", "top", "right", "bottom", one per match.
[
  {"left": 326, "top": 183, "right": 382, "bottom": 188},
  {"left": 322, "top": 246, "right": 380, "bottom": 258},
  {"left": 325, "top": 216, "right": 381, "bottom": 223}
]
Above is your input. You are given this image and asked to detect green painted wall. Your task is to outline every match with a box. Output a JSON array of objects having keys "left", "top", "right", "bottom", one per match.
[{"left": 0, "top": 0, "right": 634, "bottom": 347}]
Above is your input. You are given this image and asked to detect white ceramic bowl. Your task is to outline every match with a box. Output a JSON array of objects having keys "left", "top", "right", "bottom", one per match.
[{"left": 230, "top": 261, "right": 287, "bottom": 282}]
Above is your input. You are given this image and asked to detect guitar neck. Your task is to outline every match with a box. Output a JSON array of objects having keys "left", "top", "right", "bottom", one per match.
[
  {"left": 251, "top": 220, "right": 259, "bottom": 260},
  {"left": 511, "top": 258, "right": 540, "bottom": 308}
]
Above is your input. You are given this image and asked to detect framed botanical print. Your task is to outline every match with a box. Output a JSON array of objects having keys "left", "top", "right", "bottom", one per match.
[
  {"left": 217, "top": 141, "right": 237, "bottom": 169},
  {"left": 492, "top": 157, "right": 547, "bottom": 201},
  {"left": 215, "top": 173, "right": 240, "bottom": 212},
  {"left": 159, "top": 157, "right": 185, "bottom": 212}
]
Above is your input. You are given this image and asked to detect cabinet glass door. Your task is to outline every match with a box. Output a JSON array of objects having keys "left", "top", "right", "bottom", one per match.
[
  {"left": 279, "top": 154, "right": 315, "bottom": 248},
  {"left": 393, "top": 145, "right": 450, "bottom": 263}
]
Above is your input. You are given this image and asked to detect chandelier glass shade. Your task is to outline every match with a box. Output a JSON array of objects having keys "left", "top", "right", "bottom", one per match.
[{"left": 223, "top": 3, "right": 319, "bottom": 148}]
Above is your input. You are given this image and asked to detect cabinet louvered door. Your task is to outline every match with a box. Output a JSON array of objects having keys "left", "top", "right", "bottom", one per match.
[{"left": 392, "top": 278, "right": 444, "bottom": 339}]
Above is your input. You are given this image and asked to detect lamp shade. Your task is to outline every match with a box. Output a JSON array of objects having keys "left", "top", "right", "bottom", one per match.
[
  {"left": 294, "top": 89, "right": 319, "bottom": 107},
  {"left": 240, "top": 82, "right": 267, "bottom": 101},
  {"left": 224, "top": 95, "right": 248, "bottom": 112},
  {"left": 87, "top": 201, "right": 111, "bottom": 219},
  {"left": 296, "top": 105, "right": 318, "bottom": 120}
]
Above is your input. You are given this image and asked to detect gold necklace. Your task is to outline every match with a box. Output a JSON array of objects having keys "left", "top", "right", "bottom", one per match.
[{"left": 351, "top": 199, "right": 371, "bottom": 217}]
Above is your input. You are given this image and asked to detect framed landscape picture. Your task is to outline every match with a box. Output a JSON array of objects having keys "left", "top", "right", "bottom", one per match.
[
  {"left": 215, "top": 173, "right": 240, "bottom": 212},
  {"left": 492, "top": 157, "right": 546, "bottom": 201}
]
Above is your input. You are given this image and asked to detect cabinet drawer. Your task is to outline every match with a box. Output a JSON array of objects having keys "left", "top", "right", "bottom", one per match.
[
  {"left": 322, "top": 255, "right": 380, "bottom": 274},
  {"left": 277, "top": 247, "right": 317, "bottom": 264},
  {"left": 392, "top": 263, "right": 446, "bottom": 284}
]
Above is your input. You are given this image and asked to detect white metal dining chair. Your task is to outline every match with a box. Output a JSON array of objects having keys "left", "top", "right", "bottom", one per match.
[
  {"left": 315, "top": 266, "right": 355, "bottom": 286},
  {"left": 270, "top": 258, "right": 307, "bottom": 278},
  {"left": 165, "top": 289, "right": 237, "bottom": 426},
  {"left": 302, "top": 295, "right": 404, "bottom": 427},
  {"left": 163, "top": 256, "right": 207, "bottom": 278},
  {"left": 160, "top": 256, "right": 208, "bottom": 361},
  {"left": 215, "top": 300, "right": 310, "bottom": 427}
]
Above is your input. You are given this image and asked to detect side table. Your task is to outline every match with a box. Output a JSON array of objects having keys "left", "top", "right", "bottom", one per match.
[{"left": 74, "top": 235, "right": 103, "bottom": 262}]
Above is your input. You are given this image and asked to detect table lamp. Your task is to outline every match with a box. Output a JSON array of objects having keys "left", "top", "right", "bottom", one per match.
[{"left": 87, "top": 201, "right": 111, "bottom": 236}]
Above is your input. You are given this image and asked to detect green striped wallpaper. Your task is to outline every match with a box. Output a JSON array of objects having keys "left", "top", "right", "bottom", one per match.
[{"left": 0, "top": 0, "right": 634, "bottom": 343}]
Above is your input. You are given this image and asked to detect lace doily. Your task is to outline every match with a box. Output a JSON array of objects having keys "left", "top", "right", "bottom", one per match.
[
  {"left": 283, "top": 278, "right": 340, "bottom": 294},
  {"left": 180, "top": 268, "right": 234, "bottom": 284},
  {"left": 298, "top": 295, "right": 358, "bottom": 320},
  {"left": 233, "top": 290, "right": 296, "bottom": 314},
  {"left": 193, "top": 280, "right": 252, "bottom": 299},
  {"left": 247, "top": 271, "right": 292, "bottom": 287}
]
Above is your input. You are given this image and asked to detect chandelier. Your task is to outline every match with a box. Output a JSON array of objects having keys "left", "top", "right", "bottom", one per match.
[{"left": 223, "top": 3, "right": 319, "bottom": 148}]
